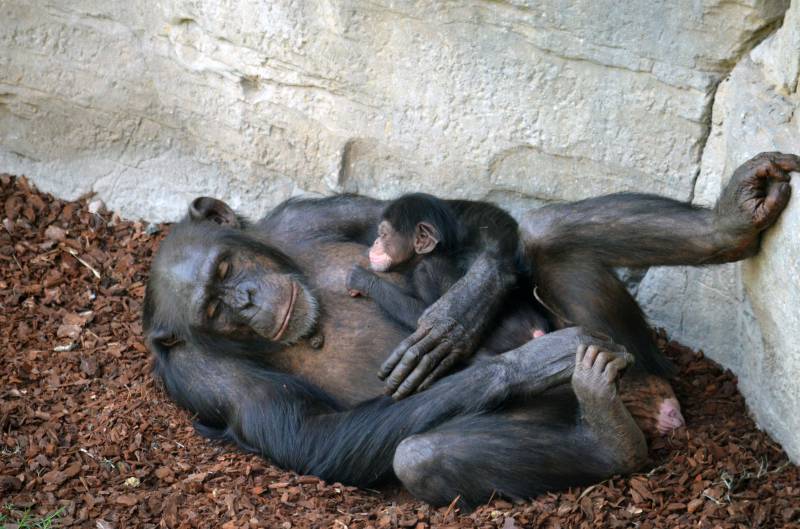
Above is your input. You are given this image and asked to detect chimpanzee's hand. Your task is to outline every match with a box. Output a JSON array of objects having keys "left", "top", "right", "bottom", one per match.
[
  {"left": 500, "top": 326, "right": 631, "bottom": 395},
  {"left": 378, "top": 253, "right": 512, "bottom": 399},
  {"left": 378, "top": 308, "right": 476, "bottom": 400},
  {"left": 346, "top": 264, "right": 376, "bottom": 297},
  {"left": 718, "top": 152, "right": 799, "bottom": 232}
]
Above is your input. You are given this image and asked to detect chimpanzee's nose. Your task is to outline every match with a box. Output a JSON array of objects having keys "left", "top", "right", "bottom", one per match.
[{"left": 229, "top": 281, "right": 255, "bottom": 309}]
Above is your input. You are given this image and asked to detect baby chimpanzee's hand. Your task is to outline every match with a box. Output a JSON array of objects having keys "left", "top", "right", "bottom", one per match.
[{"left": 346, "top": 265, "right": 377, "bottom": 297}]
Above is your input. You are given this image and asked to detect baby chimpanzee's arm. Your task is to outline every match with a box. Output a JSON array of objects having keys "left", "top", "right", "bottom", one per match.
[{"left": 346, "top": 265, "right": 429, "bottom": 330}]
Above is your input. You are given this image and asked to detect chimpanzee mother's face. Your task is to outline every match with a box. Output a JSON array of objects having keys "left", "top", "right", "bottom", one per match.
[{"left": 144, "top": 222, "right": 318, "bottom": 351}]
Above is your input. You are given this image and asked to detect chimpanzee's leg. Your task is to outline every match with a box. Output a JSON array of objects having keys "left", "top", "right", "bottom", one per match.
[
  {"left": 384, "top": 153, "right": 798, "bottom": 397},
  {"left": 528, "top": 252, "right": 671, "bottom": 375},
  {"left": 517, "top": 153, "right": 800, "bottom": 358},
  {"left": 521, "top": 220, "right": 683, "bottom": 431},
  {"left": 158, "top": 327, "right": 623, "bottom": 488},
  {"left": 393, "top": 344, "right": 647, "bottom": 508}
]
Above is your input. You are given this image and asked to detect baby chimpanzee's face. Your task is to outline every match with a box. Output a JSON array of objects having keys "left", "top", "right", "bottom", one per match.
[{"left": 369, "top": 220, "right": 415, "bottom": 272}]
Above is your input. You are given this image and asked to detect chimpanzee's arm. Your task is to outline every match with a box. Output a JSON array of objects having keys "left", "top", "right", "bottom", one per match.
[
  {"left": 346, "top": 265, "right": 428, "bottom": 329},
  {"left": 378, "top": 200, "right": 520, "bottom": 399},
  {"left": 156, "top": 329, "right": 610, "bottom": 486},
  {"left": 378, "top": 202, "right": 524, "bottom": 399},
  {"left": 412, "top": 255, "right": 461, "bottom": 304},
  {"left": 347, "top": 256, "right": 460, "bottom": 330},
  {"left": 261, "top": 194, "right": 386, "bottom": 245},
  {"left": 521, "top": 152, "right": 799, "bottom": 267},
  {"left": 377, "top": 153, "right": 799, "bottom": 398},
  {"left": 380, "top": 251, "right": 518, "bottom": 398}
]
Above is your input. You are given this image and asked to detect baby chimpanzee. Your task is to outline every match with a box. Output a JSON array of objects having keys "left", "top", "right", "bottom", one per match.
[{"left": 347, "top": 193, "right": 549, "bottom": 355}]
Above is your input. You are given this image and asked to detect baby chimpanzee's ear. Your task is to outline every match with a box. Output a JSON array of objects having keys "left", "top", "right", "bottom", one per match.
[
  {"left": 414, "top": 222, "right": 440, "bottom": 254},
  {"left": 189, "top": 197, "right": 240, "bottom": 227}
]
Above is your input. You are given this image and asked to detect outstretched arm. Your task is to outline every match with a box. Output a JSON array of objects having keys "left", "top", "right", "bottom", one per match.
[
  {"left": 261, "top": 194, "right": 386, "bottom": 245},
  {"left": 155, "top": 328, "right": 611, "bottom": 486},
  {"left": 379, "top": 153, "right": 798, "bottom": 399},
  {"left": 520, "top": 152, "right": 799, "bottom": 267}
]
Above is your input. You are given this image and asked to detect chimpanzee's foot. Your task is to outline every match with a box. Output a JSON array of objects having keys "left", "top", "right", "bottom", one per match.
[
  {"left": 572, "top": 344, "right": 628, "bottom": 411},
  {"left": 713, "top": 153, "right": 798, "bottom": 261},
  {"left": 499, "top": 327, "right": 628, "bottom": 396},
  {"left": 657, "top": 398, "right": 685, "bottom": 434},
  {"left": 572, "top": 344, "right": 648, "bottom": 472}
]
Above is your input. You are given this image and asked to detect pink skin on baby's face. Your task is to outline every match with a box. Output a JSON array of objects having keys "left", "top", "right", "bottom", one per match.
[
  {"left": 368, "top": 237, "right": 393, "bottom": 272},
  {"left": 369, "top": 221, "right": 414, "bottom": 273}
]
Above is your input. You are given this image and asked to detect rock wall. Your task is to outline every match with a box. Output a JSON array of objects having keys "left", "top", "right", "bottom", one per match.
[
  {"left": 1, "top": 1, "right": 798, "bottom": 460},
  {"left": 0, "top": 0, "right": 788, "bottom": 220}
]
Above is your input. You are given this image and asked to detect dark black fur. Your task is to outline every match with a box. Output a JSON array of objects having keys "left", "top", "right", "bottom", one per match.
[
  {"left": 357, "top": 193, "right": 550, "bottom": 353},
  {"left": 144, "top": 152, "right": 799, "bottom": 508},
  {"left": 145, "top": 188, "right": 745, "bottom": 507},
  {"left": 382, "top": 193, "right": 462, "bottom": 255},
  {"left": 150, "top": 338, "right": 516, "bottom": 487},
  {"left": 520, "top": 193, "right": 699, "bottom": 375},
  {"left": 149, "top": 318, "right": 619, "bottom": 509}
]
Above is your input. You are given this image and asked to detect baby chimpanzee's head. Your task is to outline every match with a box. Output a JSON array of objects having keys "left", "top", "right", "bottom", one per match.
[{"left": 368, "top": 193, "right": 459, "bottom": 272}]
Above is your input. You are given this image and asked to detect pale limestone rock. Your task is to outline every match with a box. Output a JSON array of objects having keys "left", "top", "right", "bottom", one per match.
[
  {"left": 88, "top": 199, "right": 106, "bottom": 215},
  {"left": 0, "top": 0, "right": 786, "bottom": 221},
  {"left": 636, "top": 264, "right": 763, "bottom": 377},
  {"left": 753, "top": 0, "right": 800, "bottom": 94}
]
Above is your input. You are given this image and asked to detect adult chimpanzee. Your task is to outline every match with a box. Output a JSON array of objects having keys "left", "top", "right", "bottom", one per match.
[
  {"left": 346, "top": 192, "right": 550, "bottom": 354},
  {"left": 143, "top": 152, "right": 797, "bottom": 508}
]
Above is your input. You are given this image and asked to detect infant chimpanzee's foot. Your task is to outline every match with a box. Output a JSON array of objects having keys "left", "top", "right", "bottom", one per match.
[
  {"left": 657, "top": 398, "right": 685, "bottom": 434},
  {"left": 571, "top": 344, "right": 647, "bottom": 472}
]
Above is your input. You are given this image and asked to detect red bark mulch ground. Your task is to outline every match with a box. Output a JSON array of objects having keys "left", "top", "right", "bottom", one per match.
[{"left": 1, "top": 175, "right": 799, "bottom": 528}]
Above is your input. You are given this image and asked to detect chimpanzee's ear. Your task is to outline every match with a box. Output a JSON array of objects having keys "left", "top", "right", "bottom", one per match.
[
  {"left": 189, "top": 197, "right": 239, "bottom": 227},
  {"left": 145, "top": 328, "right": 184, "bottom": 356},
  {"left": 414, "top": 222, "right": 440, "bottom": 255}
]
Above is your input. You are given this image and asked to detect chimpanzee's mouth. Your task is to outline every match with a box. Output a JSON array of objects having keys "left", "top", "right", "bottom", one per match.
[{"left": 272, "top": 281, "right": 297, "bottom": 341}]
